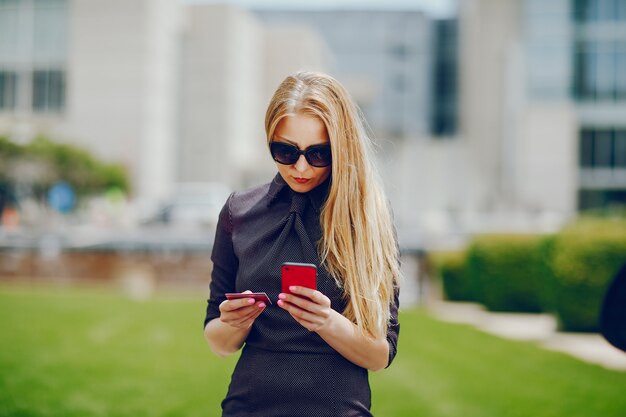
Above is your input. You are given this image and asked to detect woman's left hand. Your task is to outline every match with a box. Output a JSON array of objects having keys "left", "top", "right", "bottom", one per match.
[{"left": 277, "top": 286, "right": 335, "bottom": 332}]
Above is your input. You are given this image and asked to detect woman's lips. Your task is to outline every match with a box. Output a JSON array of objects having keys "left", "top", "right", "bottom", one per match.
[{"left": 294, "top": 177, "right": 310, "bottom": 184}]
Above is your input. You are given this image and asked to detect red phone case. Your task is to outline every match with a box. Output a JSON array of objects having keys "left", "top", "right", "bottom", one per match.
[{"left": 281, "top": 262, "right": 317, "bottom": 295}]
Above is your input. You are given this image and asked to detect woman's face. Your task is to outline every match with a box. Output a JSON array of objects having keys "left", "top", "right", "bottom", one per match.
[{"left": 272, "top": 113, "right": 331, "bottom": 193}]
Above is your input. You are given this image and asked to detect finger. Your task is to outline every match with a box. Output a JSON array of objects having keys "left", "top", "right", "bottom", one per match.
[
  {"left": 288, "top": 286, "right": 329, "bottom": 306},
  {"left": 277, "top": 300, "right": 323, "bottom": 324},
  {"left": 221, "top": 304, "right": 258, "bottom": 323},
  {"left": 278, "top": 293, "right": 319, "bottom": 313},
  {"left": 233, "top": 303, "right": 266, "bottom": 326},
  {"left": 220, "top": 297, "right": 256, "bottom": 312},
  {"left": 232, "top": 303, "right": 265, "bottom": 326}
]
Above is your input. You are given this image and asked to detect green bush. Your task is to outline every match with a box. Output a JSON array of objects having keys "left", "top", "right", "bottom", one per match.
[
  {"left": 550, "top": 218, "right": 626, "bottom": 332},
  {"left": 431, "top": 251, "right": 474, "bottom": 302},
  {"left": 466, "top": 234, "right": 551, "bottom": 313}
]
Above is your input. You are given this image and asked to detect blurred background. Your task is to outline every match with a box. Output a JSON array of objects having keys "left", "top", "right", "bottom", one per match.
[
  {"left": 1, "top": 0, "right": 626, "bottom": 301},
  {"left": 1, "top": 0, "right": 626, "bottom": 416}
]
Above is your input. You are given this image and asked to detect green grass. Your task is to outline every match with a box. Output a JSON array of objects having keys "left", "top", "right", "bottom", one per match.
[{"left": 0, "top": 284, "right": 625, "bottom": 417}]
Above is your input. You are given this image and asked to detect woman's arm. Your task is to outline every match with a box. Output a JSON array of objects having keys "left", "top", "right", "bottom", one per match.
[
  {"left": 204, "top": 294, "right": 266, "bottom": 357},
  {"left": 277, "top": 286, "right": 390, "bottom": 371}
]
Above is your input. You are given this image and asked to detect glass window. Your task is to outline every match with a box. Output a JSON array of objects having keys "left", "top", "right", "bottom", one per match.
[
  {"left": 32, "top": 69, "right": 65, "bottom": 112},
  {"left": 593, "top": 129, "right": 613, "bottom": 167},
  {"left": 618, "top": 0, "right": 626, "bottom": 20},
  {"left": 615, "top": 130, "right": 626, "bottom": 168},
  {"left": 574, "top": 40, "right": 626, "bottom": 101},
  {"left": 33, "top": 0, "right": 67, "bottom": 64},
  {"left": 574, "top": 0, "right": 626, "bottom": 22},
  {"left": 595, "top": 42, "right": 615, "bottom": 100},
  {"left": 597, "top": 0, "right": 613, "bottom": 20},
  {"left": 0, "top": 0, "right": 20, "bottom": 64},
  {"left": 1, "top": 0, "right": 67, "bottom": 112},
  {"left": 616, "top": 42, "right": 626, "bottom": 99},
  {"left": 580, "top": 129, "right": 595, "bottom": 167},
  {"left": 586, "top": 41, "right": 597, "bottom": 99},
  {"left": 0, "top": 70, "right": 17, "bottom": 110}
]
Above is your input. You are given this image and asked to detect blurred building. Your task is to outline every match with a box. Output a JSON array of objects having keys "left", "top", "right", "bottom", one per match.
[
  {"left": 381, "top": 0, "right": 626, "bottom": 249},
  {"left": 3, "top": 0, "right": 624, "bottom": 249},
  {"left": 0, "top": 0, "right": 329, "bottom": 205},
  {"left": 0, "top": 0, "right": 182, "bottom": 203},
  {"left": 254, "top": 9, "right": 441, "bottom": 140},
  {"left": 463, "top": 0, "right": 625, "bottom": 216},
  {"left": 179, "top": 4, "right": 330, "bottom": 189}
]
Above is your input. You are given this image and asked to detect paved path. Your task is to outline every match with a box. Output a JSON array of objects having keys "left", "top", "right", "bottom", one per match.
[{"left": 428, "top": 301, "right": 626, "bottom": 372}]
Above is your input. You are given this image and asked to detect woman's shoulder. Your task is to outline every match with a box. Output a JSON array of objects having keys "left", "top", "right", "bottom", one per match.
[
  {"left": 226, "top": 175, "right": 286, "bottom": 218},
  {"left": 228, "top": 181, "right": 272, "bottom": 211}
]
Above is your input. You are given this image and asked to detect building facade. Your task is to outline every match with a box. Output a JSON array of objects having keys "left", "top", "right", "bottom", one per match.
[
  {"left": 0, "top": 0, "right": 329, "bottom": 204},
  {"left": 254, "top": 9, "right": 439, "bottom": 140}
]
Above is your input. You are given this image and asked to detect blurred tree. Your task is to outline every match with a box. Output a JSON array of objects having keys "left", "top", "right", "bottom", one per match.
[{"left": 0, "top": 135, "right": 130, "bottom": 204}]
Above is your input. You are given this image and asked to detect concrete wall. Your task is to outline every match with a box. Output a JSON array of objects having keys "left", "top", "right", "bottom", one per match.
[
  {"left": 178, "top": 4, "right": 267, "bottom": 189},
  {"left": 67, "top": 0, "right": 181, "bottom": 201}
]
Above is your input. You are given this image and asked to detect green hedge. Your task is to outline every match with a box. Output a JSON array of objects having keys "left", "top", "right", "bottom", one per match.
[
  {"left": 550, "top": 219, "right": 626, "bottom": 332},
  {"left": 431, "top": 219, "right": 626, "bottom": 332},
  {"left": 465, "top": 234, "right": 551, "bottom": 313},
  {"left": 432, "top": 251, "right": 474, "bottom": 302}
]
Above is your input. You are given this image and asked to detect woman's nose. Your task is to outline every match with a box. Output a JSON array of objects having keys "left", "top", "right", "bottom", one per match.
[{"left": 294, "top": 154, "right": 309, "bottom": 172}]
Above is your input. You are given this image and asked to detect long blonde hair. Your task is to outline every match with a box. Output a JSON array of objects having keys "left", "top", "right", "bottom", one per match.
[{"left": 265, "top": 71, "right": 400, "bottom": 339}]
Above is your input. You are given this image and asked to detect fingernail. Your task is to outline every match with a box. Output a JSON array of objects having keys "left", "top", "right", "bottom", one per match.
[
  {"left": 248, "top": 298, "right": 255, "bottom": 304},
  {"left": 277, "top": 300, "right": 284, "bottom": 307},
  {"left": 259, "top": 303, "right": 266, "bottom": 308},
  {"left": 289, "top": 286, "right": 296, "bottom": 291},
  {"left": 278, "top": 293, "right": 286, "bottom": 300}
]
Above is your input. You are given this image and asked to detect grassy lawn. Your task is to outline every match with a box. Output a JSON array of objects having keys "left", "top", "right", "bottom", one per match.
[{"left": 0, "top": 284, "right": 625, "bottom": 417}]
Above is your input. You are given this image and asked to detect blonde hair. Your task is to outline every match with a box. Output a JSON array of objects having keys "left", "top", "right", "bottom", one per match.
[{"left": 265, "top": 71, "right": 400, "bottom": 339}]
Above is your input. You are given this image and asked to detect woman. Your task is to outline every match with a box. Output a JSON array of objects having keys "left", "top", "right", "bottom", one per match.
[{"left": 203, "top": 71, "right": 400, "bottom": 417}]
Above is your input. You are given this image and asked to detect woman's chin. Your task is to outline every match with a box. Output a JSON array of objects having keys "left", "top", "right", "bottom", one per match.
[{"left": 287, "top": 181, "right": 315, "bottom": 193}]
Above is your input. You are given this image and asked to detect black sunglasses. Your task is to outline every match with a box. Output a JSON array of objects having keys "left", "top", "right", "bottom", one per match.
[{"left": 269, "top": 142, "right": 332, "bottom": 168}]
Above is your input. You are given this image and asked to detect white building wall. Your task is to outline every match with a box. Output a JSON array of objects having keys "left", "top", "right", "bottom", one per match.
[
  {"left": 180, "top": 5, "right": 331, "bottom": 190},
  {"left": 385, "top": 138, "right": 471, "bottom": 249},
  {"left": 459, "top": 0, "right": 524, "bottom": 213},
  {"left": 67, "top": 0, "right": 181, "bottom": 201},
  {"left": 179, "top": 5, "right": 268, "bottom": 189},
  {"left": 263, "top": 26, "right": 331, "bottom": 102},
  {"left": 517, "top": 104, "right": 578, "bottom": 215}
]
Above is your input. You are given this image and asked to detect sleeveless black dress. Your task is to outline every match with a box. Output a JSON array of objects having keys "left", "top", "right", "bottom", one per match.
[{"left": 204, "top": 174, "right": 400, "bottom": 417}]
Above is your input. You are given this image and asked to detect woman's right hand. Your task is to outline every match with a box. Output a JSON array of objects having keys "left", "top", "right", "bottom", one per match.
[{"left": 219, "top": 290, "right": 266, "bottom": 329}]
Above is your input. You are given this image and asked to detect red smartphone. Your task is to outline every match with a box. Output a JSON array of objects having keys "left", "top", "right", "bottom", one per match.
[{"left": 281, "top": 262, "right": 317, "bottom": 295}]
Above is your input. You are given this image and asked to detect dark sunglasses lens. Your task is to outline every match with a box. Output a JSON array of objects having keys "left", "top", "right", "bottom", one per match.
[
  {"left": 305, "top": 146, "right": 332, "bottom": 167},
  {"left": 270, "top": 143, "right": 299, "bottom": 165}
]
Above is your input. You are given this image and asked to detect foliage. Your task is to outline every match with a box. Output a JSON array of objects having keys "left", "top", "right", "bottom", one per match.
[
  {"left": 549, "top": 218, "right": 626, "bottom": 332},
  {"left": 0, "top": 135, "right": 130, "bottom": 197},
  {"left": 2, "top": 285, "right": 626, "bottom": 417},
  {"left": 465, "top": 234, "right": 551, "bottom": 313},
  {"left": 431, "top": 251, "right": 474, "bottom": 302}
]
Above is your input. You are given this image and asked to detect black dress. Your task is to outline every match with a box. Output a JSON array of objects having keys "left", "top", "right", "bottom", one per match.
[{"left": 204, "top": 174, "right": 400, "bottom": 417}]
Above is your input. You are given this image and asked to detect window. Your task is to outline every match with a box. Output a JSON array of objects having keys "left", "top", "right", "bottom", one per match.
[
  {"left": 431, "top": 19, "right": 458, "bottom": 137},
  {"left": 616, "top": 131, "right": 626, "bottom": 168},
  {"left": 574, "top": 40, "right": 626, "bottom": 100},
  {"left": 580, "top": 129, "right": 594, "bottom": 167},
  {"left": 579, "top": 189, "right": 626, "bottom": 210},
  {"left": 574, "top": 0, "right": 626, "bottom": 22},
  {"left": 32, "top": 69, "right": 65, "bottom": 112},
  {"left": 0, "top": 70, "right": 17, "bottom": 110},
  {"left": 593, "top": 129, "right": 613, "bottom": 167},
  {"left": 0, "top": 0, "right": 67, "bottom": 113},
  {"left": 579, "top": 128, "right": 626, "bottom": 168}
]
